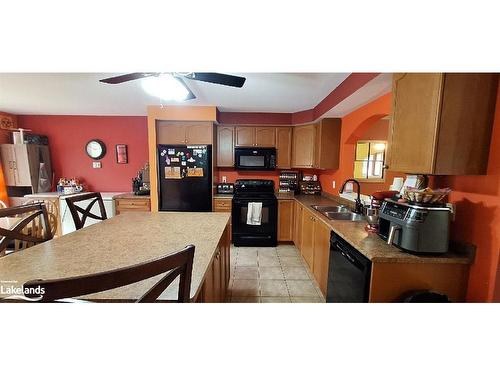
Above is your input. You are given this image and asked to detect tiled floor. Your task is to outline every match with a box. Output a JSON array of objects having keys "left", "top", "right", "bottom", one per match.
[{"left": 228, "top": 244, "right": 326, "bottom": 303}]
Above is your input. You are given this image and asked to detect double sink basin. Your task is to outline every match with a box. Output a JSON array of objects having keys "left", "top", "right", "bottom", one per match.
[{"left": 310, "top": 205, "right": 365, "bottom": 222}]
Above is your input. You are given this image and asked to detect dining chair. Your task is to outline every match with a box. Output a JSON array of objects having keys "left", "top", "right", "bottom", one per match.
[
  {"left": 24, "top": 198, "right": 59, "bottom": 237},
  {"left": 0, "top": 203, "right": 53, "bottom": 256},
  {"left": 65, "top": 192, "right": 107, "bottom": 230},
  {"left": 22, "top": 244, "right": 195, "bottom": 303}
]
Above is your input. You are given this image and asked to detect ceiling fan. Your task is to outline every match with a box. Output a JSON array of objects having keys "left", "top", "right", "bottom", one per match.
[{"left": 99, "top": 72, "right": 246, "bottom": 101}]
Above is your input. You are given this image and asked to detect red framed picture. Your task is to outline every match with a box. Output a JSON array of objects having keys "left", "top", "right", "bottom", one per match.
[{"left": 116, "top": 144, "right": 128, "bottom": 164}]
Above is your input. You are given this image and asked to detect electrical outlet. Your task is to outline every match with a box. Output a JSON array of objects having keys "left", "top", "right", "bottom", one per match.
[
  {"left": 332, "top": 180, "right": 336, "bottom": 189},
  {"left": 92, "top": 161, "right": 102, "bottom": 169}
]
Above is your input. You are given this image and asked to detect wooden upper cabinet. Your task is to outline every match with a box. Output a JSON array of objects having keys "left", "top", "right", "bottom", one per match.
[
  {"left": 276, "top": 127, "right": 292, "bottom": 169},
  {"left": 157, "top": 123, "right": 187, "bottom": 144},
  {"left": 185, "top": 123, "right": 213, "bottom": 144},
  {"left": 255, "top": 127, "right": 276, "bottom": 146},
  {"left": 216, "top": 126, "right": 234, "bottom": 167},
  {"left": 156, "top": 121, "right": 213, "bottom": 145},
  {"left": 314, "top": 118, "right": 341, "bottom": 169},
  {"left": 291, "top": 119, "right": 341, "bottom": 169},
  {"left": 388, "top": 73, "right": 498, "bottom": 175},
  {"left": 235, "top": 126, "right": 276, "bottom": 147},
  {"left": 292, "top": 124, "right": 316, "bottom": 168},
  {"left": 235, "top": 127, "right": 255, "bottom": 146}
]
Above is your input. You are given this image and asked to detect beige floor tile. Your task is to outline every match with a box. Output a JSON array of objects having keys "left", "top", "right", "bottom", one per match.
[
  {"left": 231, "top": 279, "right": 260, "bottom": 297},
  {"left": 279, "top": 256, "right": 304, "bottom": 267},
  {"left": 260, "top": 297, "right": 291, "bottom": 303},
  {"left": 277, "top": 245, "right": 300, "bottom": 257},
  {"left": 291, "top": 296, "right": 324, "bottom": 303},
  {"left": 231, "top": 296, "right": 260, "bottom": 303},
  {"left": 236, "top": 247, "right": 258, "bottom": 255},
  {"left": 258, "top": 256, "right": 280, "bottom": 267},
  {"left": 282, "top": 266, "right": 310, "bottom": 280},
  {"left": 286, "top": 280, "right": 320, "bottom": 297},
  {"left": 259, "top": 280, "right": 289, "bottom": 297},
  {"left": 259, "top": 266, "right": 285, "bottom": 280},
  {"left": 257, "top": 248, "right": 278, "bottom": 257},
  {"left": 233, "top": 266, "right": 259, "bottom": 280},
  {"left": 236, "top": 255, "right": 258, "bottom": 267}
]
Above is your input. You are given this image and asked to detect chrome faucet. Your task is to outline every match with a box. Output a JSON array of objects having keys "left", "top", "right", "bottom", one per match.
[{"left": 339, "top": 179, "right": 363, "bottom": 214}]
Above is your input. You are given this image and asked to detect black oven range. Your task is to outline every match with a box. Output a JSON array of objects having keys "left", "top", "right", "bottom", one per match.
[{"left": 232, "top": 179, "right": 277, "bottom": 247}]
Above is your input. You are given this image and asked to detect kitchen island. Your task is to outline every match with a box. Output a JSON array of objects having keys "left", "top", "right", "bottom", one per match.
[{"left": 0, "top": 212, "right": 231, "bottom": 302}]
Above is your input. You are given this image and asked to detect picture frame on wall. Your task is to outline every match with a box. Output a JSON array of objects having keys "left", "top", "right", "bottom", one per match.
[{"left": 116, "top": 144, "right": 128, "bottom": 164}]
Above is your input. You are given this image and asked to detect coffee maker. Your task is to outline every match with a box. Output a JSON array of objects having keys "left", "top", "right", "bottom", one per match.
[{"left": 378, "top": 199, "right": 452, "bottom": 254}]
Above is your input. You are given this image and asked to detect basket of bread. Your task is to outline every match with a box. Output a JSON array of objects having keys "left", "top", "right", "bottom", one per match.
[{"left": 402, "top": 187, "right": 451, "bottom": 204}]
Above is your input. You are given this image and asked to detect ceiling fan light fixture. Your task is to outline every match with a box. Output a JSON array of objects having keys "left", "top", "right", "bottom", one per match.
[{"left": 141, "top": 74, "right": 189, "bottom": 101}]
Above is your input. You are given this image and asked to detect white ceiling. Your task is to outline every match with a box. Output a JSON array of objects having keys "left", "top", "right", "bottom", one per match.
[{"left": 0, "top": 73, "right": 391, "bottom": 116}]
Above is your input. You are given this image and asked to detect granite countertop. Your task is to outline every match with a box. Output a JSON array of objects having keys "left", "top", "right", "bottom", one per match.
[
  {"left": 293, "top": 195, "right": 473, "bottom": 265},
  {"left": 114, "top": 192, "right": 151, "bottom": 200},
  {"left": 0, "top": 212, "right": 230, "bottom": 301}
]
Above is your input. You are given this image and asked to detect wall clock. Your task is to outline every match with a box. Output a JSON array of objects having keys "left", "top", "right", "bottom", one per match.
[{"left": 85, "top": 139, "right": 106, "bottom": 160}]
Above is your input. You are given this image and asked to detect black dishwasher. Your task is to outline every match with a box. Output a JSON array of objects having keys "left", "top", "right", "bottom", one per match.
[{"left": 327, "top": 232, "right": 372, "bottom": 302}]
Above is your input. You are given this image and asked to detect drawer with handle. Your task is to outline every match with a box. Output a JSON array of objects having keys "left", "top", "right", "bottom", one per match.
[
  {"left": 115, "top": 198, "right": 151, "bottom": 213},
  {"left": 214, "top": 198, "right": 231, "bottom": 212}
]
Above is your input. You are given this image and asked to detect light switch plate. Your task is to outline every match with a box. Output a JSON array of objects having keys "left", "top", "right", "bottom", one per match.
[
  {"left": 332, "top": 181, "right": 336, "bottom": 189},
  {"left": 92, "top": 161, "right": 102, "bottom": 169}
]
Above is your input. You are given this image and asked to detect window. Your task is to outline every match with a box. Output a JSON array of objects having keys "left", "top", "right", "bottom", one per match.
[{"left": 353, "top": 140, "right": 387, "bottom": 180}]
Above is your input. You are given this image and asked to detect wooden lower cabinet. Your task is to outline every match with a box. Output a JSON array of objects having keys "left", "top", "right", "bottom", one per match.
[
  {"left": 213, "top": 198, "right": 232, "bottom": 242},
  {"left": 200, "top": 224, "right": 231, "bottom": 302},
  {"left": 300, "top": 209, "right": 315, "bottom": 269},
  {"left": 115, "top": 197, "right": 151, "bottom": 214},
  {"left": 278, "top": 199, "right": 294, "bottom": 241},
  {"left": 312, "top": 219, "right": 331, "bottom": 297},
  {"left": 292, "top": 201, "right": 303, "bottom": 249},
  {"left": 369, "top": 262, "right": 469, "bottom": 302}
]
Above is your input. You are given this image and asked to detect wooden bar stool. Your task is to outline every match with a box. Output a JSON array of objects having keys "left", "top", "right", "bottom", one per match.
[
  {"left": 0, "top": 203, "right": 53, "bottom": 257},
  {"left": 20, "top": 245, "right": 195, "bottom": 303},
  {"left": 65, "top": 192, "right": 107, "bottom": 230}
]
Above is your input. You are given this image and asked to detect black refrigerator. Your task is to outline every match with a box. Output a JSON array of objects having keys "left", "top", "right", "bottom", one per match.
[{"left": 157, "top": 144, "right": 212, "bottom": 212}]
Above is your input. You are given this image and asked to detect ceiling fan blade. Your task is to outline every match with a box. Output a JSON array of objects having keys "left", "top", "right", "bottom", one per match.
[
  {"left": 186, "top": 73, "right": 246, "bottom": 88},
  {"left": 99, "top": 73, "right": 158, "bottom": 84},
  {"left": 174, "top": 77, "right": 196, "bottom": 100}
]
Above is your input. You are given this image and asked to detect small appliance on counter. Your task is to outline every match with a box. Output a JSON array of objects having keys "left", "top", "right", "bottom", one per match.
[
  {"left": 278, "top": 170, "right": 301, "bottom": 194},
  {"left": 217, "top": 183, "right": 234, "bottom": 195},
  {"left": 299, "top": 180, "right": 322, "bottom": 195},
  {"left": 378, "top": 199, "right": 452, "bottom": 254},
  {"left": 132, "top": 163, "right": 151, "bottom": 196}
]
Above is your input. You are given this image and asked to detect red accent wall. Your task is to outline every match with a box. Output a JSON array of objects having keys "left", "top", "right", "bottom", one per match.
[{"left": 17, "top": 115, "right": 148, "bottom": 192}]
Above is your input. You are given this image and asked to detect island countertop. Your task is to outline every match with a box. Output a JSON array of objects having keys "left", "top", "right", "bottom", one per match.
[{"left": 0, "top": 212, "right": 230, "bottom": 301}]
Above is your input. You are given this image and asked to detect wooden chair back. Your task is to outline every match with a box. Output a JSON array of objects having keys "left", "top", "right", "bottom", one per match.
[
  {"left": 0, "top": 203, "right": 53, "bottom": 256},
  {"left": 24, "top": 199, "right": 59, "bottom": 237},
  {"left": 65, "top": 192, "right": 107, "bottom": 230},
  {"left": 23, "top": 245, "right": 195, "bottom": 303}
]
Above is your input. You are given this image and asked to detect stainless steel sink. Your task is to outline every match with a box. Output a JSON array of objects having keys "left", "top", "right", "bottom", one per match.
[
  {"left": 310, "top": 205, "right": 350, "bottom": 213},
  {"left": 323, "top": 212, "right": 365, "bottom": 221}
]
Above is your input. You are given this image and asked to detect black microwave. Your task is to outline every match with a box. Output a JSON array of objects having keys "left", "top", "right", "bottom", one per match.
[{"left": 235, "top": 147, "right": 276, "bottom": 170}]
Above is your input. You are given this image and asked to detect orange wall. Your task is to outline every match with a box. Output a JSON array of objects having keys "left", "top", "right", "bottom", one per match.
[
  {"left": 319, "top": 93, "right": 405, "bottom": 196},
  {"left": 319, "top": 86, "right": 500, "bottom": 302},
  {"left": 435, "top": 85, "right": 500, "bottom": 302}
]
